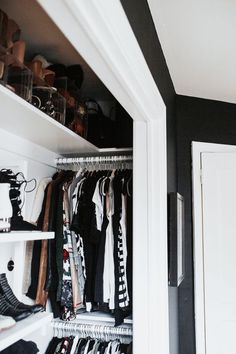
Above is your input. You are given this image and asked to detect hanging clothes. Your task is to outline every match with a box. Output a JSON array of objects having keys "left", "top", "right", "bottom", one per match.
[
  {"left": 25, "top": 166, "right": 132, "bottom": 325},
  {"left": 45, "top": 337, "right": 132, "bottom": 354}
]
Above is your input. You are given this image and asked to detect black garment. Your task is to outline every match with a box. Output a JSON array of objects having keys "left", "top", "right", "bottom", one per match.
[
  {"left": 112, "top": 174, "right": 124, "bottom": 326},
  {"left": 127, "top": 342, "right": 133, "bottom": 354},
  {"left": 55, "top": 181, "right": 65, "bottom": 303},
  {"left": 45, "top": 171, "right": 74, "bottom": 292},
  {"left": 99, "top": 341, "right": 109, "bottom": 354},
  {"left": 126, "top": 177, "right": 133, "bottom": 308},
  {"left": 75, "top": 338, "right": 86, "bottom": 353},
  {"left": 47, "top": 172, "right": 74, "bottom": 318},
  {"left": 113, "top": 172, "right": 133, "bottom": 326},
  {"left": 72, "top": 175, "right": 99, "bottom": 304},
  {"left": 45, "top": 337, "right": 63, "bottom": 354},
  {"left": 0, "top": 340, "right": 39, "bottom": 354}
]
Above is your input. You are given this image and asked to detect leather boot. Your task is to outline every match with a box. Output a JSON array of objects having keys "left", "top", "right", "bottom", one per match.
[
  {"left": 0, "top": 273, "right": 44, "bottom": 314},
  {"left": 0, "top": 294, "right": 31, "bottom": 321}
]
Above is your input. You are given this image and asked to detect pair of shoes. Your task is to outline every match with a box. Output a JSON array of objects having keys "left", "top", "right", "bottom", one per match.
[
  {"left": 48, "top": 63, "right": 84, "bottom": 105},
  {"left": 0, "top": 314, "right": 16, "bottom": 330},
  {"left": 0, "top": 274, "right": 44, "bottom": 316},
  {"left": 5, "top": 17, "right": 25, "bottom": 64},
  {"left": 48, "top": 63, "right": 84, "bottom": 91}
]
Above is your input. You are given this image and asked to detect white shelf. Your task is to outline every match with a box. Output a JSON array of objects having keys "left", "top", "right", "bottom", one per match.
[
  {"left": 0, "top": 231, "right": 54, "bottom": 243},
  {"left": 0, "top": 312, "right": 53, "bottom": 351},
  {"left": 70, "top": 311, "right": 133, "bottom": 325},
  {"left": 0, "top": 85, "right": 99, "bottom": 155}
]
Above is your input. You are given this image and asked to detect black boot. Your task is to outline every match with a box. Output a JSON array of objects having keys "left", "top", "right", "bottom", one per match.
[
  {"left": 0, "top": 273, "right": 44, "bottom": 314},
  {"left": 0, "top": 294, "right": 31, "bottom": 321}
]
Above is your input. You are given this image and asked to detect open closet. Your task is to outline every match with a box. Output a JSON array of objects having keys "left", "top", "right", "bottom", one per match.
[{"left": 0, "top": 1, "right": 169, "bottom": 354}]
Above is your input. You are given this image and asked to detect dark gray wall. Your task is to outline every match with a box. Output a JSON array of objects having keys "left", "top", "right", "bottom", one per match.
[
  {"left": 176, "top": 95, "right": 236, "bottom": 354},
  {"left": 120, "top": 1, "right": 178, "bottom": 353}
]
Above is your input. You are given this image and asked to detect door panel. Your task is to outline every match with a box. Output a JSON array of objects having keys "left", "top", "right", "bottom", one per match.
[{"left": 201, "top": 153, "right": 236, "bottom": 353}]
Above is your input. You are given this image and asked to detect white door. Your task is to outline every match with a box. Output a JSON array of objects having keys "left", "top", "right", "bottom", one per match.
[{"left": 200, "top": 151, "right": 236, "bottom": 353}]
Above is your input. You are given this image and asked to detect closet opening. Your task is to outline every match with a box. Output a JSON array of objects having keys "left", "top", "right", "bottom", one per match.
[
  {"left": 0, "top": 0, "right": 135, "bottom": 353},
  {"left": 0, "top": 0, "right": 169, "bottom": 353}
]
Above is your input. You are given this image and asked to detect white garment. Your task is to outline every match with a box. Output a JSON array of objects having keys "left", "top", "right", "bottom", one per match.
[
  {"left": 30, "top": 177, "right": 52, "bottom": 224},
  {"left": 92, "top": 177, "right": 104, "bottom": 231},
  {"left": 83, "top": 339, "right": 92, "bottom": 354},
  {"left": 103, "top": 177, "right": 115, "bottom": 310},
  {"left": 111, "top": 341, "right": 120, "bottom": 354},
  {"left": 105, "top": 341, "right": 113, "bottom": 354},
  {"left": 70, "top": 335, "right": 80, "bottom": 354}
]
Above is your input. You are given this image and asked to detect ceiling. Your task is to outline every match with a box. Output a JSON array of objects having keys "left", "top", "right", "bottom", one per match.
[
  {"left": 0, "top": 0, "right": 113, "bottom": 101},
  {"left": 147, "top": 0, "right": 236, "bottom": 104},
  {"left": 2, "top": 0, "right": 235, "bottom": 105}
]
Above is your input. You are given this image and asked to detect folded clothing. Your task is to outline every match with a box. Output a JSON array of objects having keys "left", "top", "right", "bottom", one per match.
[{"left": 0, "top": 339, "right": 39, "bottom": 354}]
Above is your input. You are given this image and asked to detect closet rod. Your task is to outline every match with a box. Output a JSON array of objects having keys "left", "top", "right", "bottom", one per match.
[
  {"left": 56, "top": 155, "right": 133, "bottom": 166},
  {"left": 52, "top": 320, "right": 132, "bottom": 341}
]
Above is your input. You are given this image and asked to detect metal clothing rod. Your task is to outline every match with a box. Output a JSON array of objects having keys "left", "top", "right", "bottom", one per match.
[
  {"left": 56, "top": 155, "right": 133, "bottom": 171},
  {"left": 52, "top": 320, "right": 132, "bottom": 343},
  {"left": 56, "top": 155, "right": 133, "bottom": 165}
]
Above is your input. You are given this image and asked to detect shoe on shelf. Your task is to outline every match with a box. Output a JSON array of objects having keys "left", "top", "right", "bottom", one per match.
[
  {"left": 0, "top": 169, "right": 38, "bottom": 231},
  {"left": 6, "top": 18, "right": 21, "bottom": 49},
  {"left": 0, "top": 273, "right": 44, "bottom": 314},
  {"left": 0, "top": 294, "right": 31, "bottom": 322},
  {"left": 0, "top": 314, "right": 16, "bottom": 331}
]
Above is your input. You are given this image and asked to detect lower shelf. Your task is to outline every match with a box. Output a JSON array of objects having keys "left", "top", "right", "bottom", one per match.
[
  {"left": 0, "top": 231, "right": 54, "bottom": 243},
  {"left": 0, "top": 312, "right": 53, "bottom": 351},
  {"left": 74, "top": 311, "right": 133, "bottom": 325}
]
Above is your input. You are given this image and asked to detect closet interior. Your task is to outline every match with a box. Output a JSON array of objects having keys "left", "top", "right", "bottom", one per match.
[{"left": 0, "top": 0, "right": 133, "bottom": 353}]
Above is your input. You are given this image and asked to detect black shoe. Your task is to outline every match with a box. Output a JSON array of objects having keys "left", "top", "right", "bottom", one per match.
[
  {"left": 0, "top": 294, "right": 31, "bottom": 321},
  {"left": 0, "top": 273, "right": 44, "bottom": 314}
]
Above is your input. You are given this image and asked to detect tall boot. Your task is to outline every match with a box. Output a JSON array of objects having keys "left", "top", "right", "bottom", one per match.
[
  {"left": 0, "top": 169, "right": 37, "bottom": 231},
  {"left": 0, "top": 294, "right": 31, "bottom": 321},
  {"left": 0, "top": 273, "right": 44, "bottom": 314}
]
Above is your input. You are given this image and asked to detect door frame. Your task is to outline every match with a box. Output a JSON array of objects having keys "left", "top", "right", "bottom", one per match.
[
  {"left": 192, "top": 141, "right": 236, "bottom": 354},
  {"left": 37, "top": 1, "right": 169, "bottom": 353}
]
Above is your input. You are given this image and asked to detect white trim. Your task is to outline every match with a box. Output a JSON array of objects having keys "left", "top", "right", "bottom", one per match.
[
  {"left": 37, "top": 0, "right": 165, "bottom": 123},
  {"left": 133, "top": 121, "right": 149, "bottom": 353},
  {"left": 147, "top": 118, "right": 169, "bottom": 353},
  {"left": 192, "top": 141, "right": 236, "bottom": 354},
  {"left": 36, "top": 1, "right": 169, "bottom": 353}
]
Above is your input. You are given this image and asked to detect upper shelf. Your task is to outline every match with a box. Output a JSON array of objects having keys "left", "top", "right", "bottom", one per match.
[{"left": 0, "top": 85, "right": 99, "bottom": 156}]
